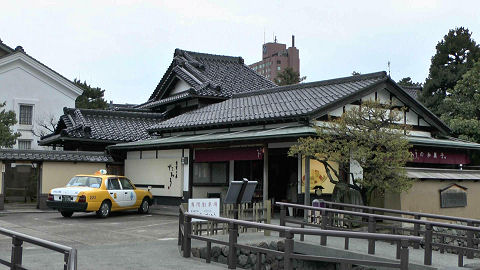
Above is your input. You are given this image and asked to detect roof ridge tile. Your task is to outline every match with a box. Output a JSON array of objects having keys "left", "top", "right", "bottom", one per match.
[{"left": 233, "top": 71, "right": 387, "bottom": 98}]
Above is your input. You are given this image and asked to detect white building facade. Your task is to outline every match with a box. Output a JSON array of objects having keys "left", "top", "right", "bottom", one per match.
[{"left": 0, "top": 43, "right": 83, "bottom": 149}]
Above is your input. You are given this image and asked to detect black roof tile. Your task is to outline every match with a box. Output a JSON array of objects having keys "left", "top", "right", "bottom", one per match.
[
  {"left": 137, "top": 49, "right": 276, "bottom": 109},
  {"left": 401, "top": 85, "right": 422, "bottom": 99},
  {"left": 41, "top": 108, "right": 165, "bottom": 144},
  {"left": 0, "top": 149, "right": 113, "bottom": 163},
  {"left": 148, "top": 72, "right": 388, "bottom": 133}
]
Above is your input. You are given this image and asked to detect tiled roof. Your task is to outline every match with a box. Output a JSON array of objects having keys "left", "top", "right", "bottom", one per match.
[
  {"left": 41, "top": 108, "right": 165, "bottom": 143},
  {"left": 401, "top": 85, "right": 422, "bottom": 99},
  {"left": 0, "top": 149, "right": 113, "bottom": 163},
  {"left": 137, "top": 49, "right": 276, "bottom": 109},
  {"left": 148, "top": 72, "right": 388, "bottom": 132}
]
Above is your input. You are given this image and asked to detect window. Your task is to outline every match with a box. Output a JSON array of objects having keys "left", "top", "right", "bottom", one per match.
[
  {"left": 119, "top": 178, "right": 134, "bottom": 190},
  {"left": 18, "top": 140, "right": 31, "bottom": 150},
  {"left": 107, "top": 178, "right": 121, "bottom": 190},
  {"left": 66, "top": 176, "right": 102, "bottom": 188},
  {"left": 19, "top": 105, "right": 33, "bottom": 125},
  {"left": 277, "top": 60, "right": 281, "bottom": 64},
  {"left": 193, "top": 162, "right": 228, "bottom": 185},
  {"left": 277, "top": 66, "right": 281, "bottom": 71}
]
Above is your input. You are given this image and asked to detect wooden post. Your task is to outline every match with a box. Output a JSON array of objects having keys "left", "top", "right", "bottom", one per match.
[
  {"left": 300, "top": 223, "right": 305, "bottom": 242},
  {"left": 284, "top": 231, "right": 294, "bottom": 270},
  {"left": 11, "top": 236, "right": 23, "bottom": 269},
  {"left": 183, "top": 216, "right": 192, "bottom": 258},
  {"left": 413, "top": 215, "right": 420, "bottom": 249},
  {"left": 178, "top": 208, "right": 183, "bottom": 246},
  {"left": 368, "top": 216, "right": 376, "bottom": 254},
  {"left": 424, "top": 223, "right": 433, "bottom": 266},
  {"left": 321, "top": 209, "right": 327, "bottom": 246},
  {"left": 399, "top": 239, "right": 409, "bottom": 270},
  {"left": 304, "top": 156, "right": 310, "bottom": 222},
  {"left": 466, "top": 221, "right": 474, "bottom": 259},
  {"left": 206, "top": 241, "right": 211, "bottom": 263},
  {"left": 279, "top": 204, "right": 286, "bottom": 237},
  {"left": 264, "top": 200, "right": 271, "bottom": 236},
  {"left": 228, "top": 222, "right": 238, "bottom": 269},
  {"left": 263, "top": 146, "right": 269, "bottom": 203},
  {"left": 396, "top": 240, "right": 401, "bottom": 259}
]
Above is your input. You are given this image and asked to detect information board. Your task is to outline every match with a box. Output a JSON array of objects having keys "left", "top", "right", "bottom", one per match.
[{"left": 188, "top": 198, "right": 220, "bottom": 222}]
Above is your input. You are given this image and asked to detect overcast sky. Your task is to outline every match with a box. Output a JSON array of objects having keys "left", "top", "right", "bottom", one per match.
[{"left": 1, "top": 0, "right": 480, "bottom": 105}]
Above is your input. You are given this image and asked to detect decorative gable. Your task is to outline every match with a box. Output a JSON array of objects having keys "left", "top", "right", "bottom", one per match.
[
  {"left": 169, "top": 78, "right": 192, "bottom": 96},
  {"left": 136, "top": 49, "right": 276, "bottom": 110}
]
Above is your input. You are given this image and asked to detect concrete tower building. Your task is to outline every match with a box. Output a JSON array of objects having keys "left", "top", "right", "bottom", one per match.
[{"left": 249, "top": 35, "right": 300, "bottom": 82}]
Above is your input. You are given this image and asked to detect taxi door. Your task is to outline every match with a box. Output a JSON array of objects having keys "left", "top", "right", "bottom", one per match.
[
  {"left": 107, "top": 178, "right": 123, "bottom": 208},
  {"left": 119, "top": 178, "right": 137, "bottom": 207}
]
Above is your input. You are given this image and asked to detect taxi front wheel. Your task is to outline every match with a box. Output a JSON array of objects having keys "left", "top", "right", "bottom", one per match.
[{"left": 96, "top": 201, "right": 111, "bottom": 218}]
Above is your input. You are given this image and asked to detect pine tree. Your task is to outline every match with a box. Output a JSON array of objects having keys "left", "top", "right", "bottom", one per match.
[
  {"left": 397, "top": 77, "right": 421, "bottom": 87},
  {"left": 289, "top": 101, "right": 412, "bottom": 205},
  {"left": 274, "top": 67, "right": 306, "bottom": 86},
  {"left": 442, "top": 61, "right": 480, "bottom": 142},
  {"left": 419, "top": 27, "right": 480, "bottom": 116},
  {"left": 0, "top": 102, "right": 20, "bottom": 147},
  {"left": 74, "top": 79, "right": 108, "bottom": 109}
]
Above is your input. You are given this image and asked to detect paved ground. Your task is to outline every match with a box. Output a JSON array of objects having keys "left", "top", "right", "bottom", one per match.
[{"left": 0, "top": 208, "right": 225, "bottom": 270}]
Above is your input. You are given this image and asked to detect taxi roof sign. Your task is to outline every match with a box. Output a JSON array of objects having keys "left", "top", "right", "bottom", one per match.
[{"left": 94, "top": 169, "right": 107, "bottom": 175}]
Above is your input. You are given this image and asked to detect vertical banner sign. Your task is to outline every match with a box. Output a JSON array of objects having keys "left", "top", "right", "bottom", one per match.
[{"left": 188, "top": 198, "right": 220, "bottom": 222}]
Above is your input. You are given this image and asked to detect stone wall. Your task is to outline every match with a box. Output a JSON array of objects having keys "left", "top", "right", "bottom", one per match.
[
  {"left": 191, "top": 240, "right": 338, "bottom": 270},
  {"left": 432, "top": 226, "right": 479, "bottom": 257}
]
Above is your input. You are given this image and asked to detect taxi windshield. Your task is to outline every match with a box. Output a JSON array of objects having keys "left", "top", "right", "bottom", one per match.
[{"left": 67, "top": 176, "right": 102, "bottom": 188}]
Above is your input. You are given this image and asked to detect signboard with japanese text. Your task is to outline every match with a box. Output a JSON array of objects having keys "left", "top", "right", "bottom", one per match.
[
  {"left": 409, "top": 148, "right": 470, "bottom": 165},
  {"left": 440, "top": 184, "right": 468, "bottom": 208},
  {"left": 188, "top": 198, "right": 220, "bottom": 222}
]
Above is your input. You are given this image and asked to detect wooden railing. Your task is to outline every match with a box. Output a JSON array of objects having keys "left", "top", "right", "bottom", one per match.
[
  {"left": 0, "top": 227, "right": 77, "bottom": 270},
  {"left": 277, "top": 201, "right": 480, "bottom": 267},
  {"left": 179, "top": 205, "right": 421, "bottom": 270}
]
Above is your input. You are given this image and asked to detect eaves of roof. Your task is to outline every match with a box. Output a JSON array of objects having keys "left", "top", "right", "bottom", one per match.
[
  {"left": 110, "top": 125, "right": 316, "bottom": 151},
  {"left": 408, "top": 136, "right": 480, "bottom": 150},
  {"left": 39, "top": 135, "right": 124, "bottom": 146}
]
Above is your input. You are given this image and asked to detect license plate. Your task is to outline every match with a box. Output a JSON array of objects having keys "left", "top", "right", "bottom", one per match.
[{"left": 62, "top": 196, "right": 72, "bottom": 202}]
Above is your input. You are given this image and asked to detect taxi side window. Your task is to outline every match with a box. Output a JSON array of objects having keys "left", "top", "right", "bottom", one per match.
[
  {"left": 107, "top": 179, "right": 121, "bottom": 190},
  {"left": 119, "top": 178, "right": 134, "bottom": 190}
]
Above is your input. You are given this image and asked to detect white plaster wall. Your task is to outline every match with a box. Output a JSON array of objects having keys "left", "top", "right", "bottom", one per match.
[
  {"left": 0, "top": 58, "right": 79, "bottom": 149},
  {"left": 170, "top": 79, "right": 191, "bottom": 95},
  {"left": 125, "top": 149, "right": 186, "bottom": 197},
  {"left": 377, "top": 89, "right": 391, "bottom": 103},
  {"left": 329, "top": 107, "right": 343, "bottom": 117},
  {"left": 406, "top": 110, "right": 418, "bottom": 125},
  {"left": 361, "top": 92, "right": 376, "bottom": 102}
]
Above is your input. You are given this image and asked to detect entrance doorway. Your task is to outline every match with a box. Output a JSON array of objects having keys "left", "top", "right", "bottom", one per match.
[
  {"left": 4, "top": 162, "right": 39, "bottom": 204},
  {"left": 234, "top": 160, "right": 263, "bottom": 201},
  {"left": 268, "top": 148, "right": 298, "bottom": 207}
]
